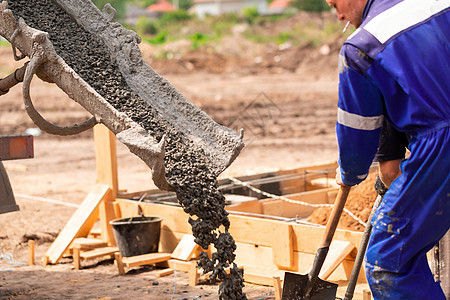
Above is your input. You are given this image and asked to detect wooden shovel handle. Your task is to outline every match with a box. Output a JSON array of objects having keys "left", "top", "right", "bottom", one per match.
[{"left": 321, "top": 185, "right": 351, "bottom": 248}]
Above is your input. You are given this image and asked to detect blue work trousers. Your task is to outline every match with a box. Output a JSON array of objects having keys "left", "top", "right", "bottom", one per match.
[{"left": 365, "top": 125, "right": 450, "bottom": 299}]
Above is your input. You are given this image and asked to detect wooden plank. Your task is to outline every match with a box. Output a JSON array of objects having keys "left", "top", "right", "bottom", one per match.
[
  {"left": 94, "top": 124, "right": 118, "bottom": 197},
  {"left": 363, "top": 289, "right": 372, "bottom": 300},
  {"left": 94, "top": 124, "right": 118, "bottom": 246},
  {"left": 99, "top": 200, "right": 116, "bottom": 245},
  {"left": 244, "top": 272, "right": 278, "bottom": 286},
  {"left": 73, "top": 248, "right": 81, "bottom": 270},
  {"left": 28, "top": 240, "right": 35, "bottom": 266},
  {"left": 71, "top": 238, "right": 108, "bottom": 250},
  {"left": 122, "top": 253, "right": 171, "bottom": 267},
  {"left": 272, "top": 224, "right": 294, "bottom": 270},
  {"left": 261, "top": 188, "right": 336, "bottom": 218},
  {"left": 116, "top": 200, "right": 364, "bottom": 255},
  {"left": 273, "top": 276, "right": 282, "bottom": 300},
  {"left": 78, "top": 207, "right": 100, "bottom": 238},
  {"left": 115, "top": 252, "right": 125, "bottom": 275},
  {"left": 189, "top": 261, "right": 199, "bottom": 286},
  {"left": 155, "top": 268, "right": 174, "bottom": 277},
  {"left": 167, "top": 259, "right": 194, "bottom": 272},
  {"left": 171, "top": 234, "right": 199, "bottom": 261},
  {"left": 80, "top": 246, "right": 119, "bottom": 259},
  {"left": 44, "top": 184, "right": 112, "bottom": 264},
  {"left": 319, "top": 240, "right": 356, "bottom": 280},
  {"left": 226, "top": 200, "right": 263, "bottom": 214}
]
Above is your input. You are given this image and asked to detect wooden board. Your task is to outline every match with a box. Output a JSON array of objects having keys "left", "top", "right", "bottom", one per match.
[
  {"left": 94, "top": 125, "right": 118, "bottom": 245},
  {"left": 44, "top": 184, "right": 111, "bottom": 265},
  {"left": 171, "top": 234, "right": 199, "bottom": 261},
  {"left": 155, "top": 268, "right": 174, "bottom": 277},
  {"left": 122, "top": 253, "right": 171, "bottom": 267},
  {"left": 79, "top": 246, "right": 119, "bottom": 259},
  {"left": 260, "top": 187, "right": 336, "bottom": 218},
  {"left": 71, "top": 237, "right": 108, "bottom": 250},
  {"left": 272, "top": 223, "right": 294, "bottom": 269},
  {"left": 319, "top": 240, "right": 356, "bottom": 280}
]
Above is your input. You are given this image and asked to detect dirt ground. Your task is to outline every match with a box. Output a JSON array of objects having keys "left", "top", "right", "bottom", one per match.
[{"left": 0, "top": 13, "right": 376, "bottom": 299}]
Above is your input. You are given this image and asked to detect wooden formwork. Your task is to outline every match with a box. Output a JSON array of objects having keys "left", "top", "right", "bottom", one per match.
[
  {"left": 114, "top": 161, "right": 368, "bottom": 286},
  {"left": 43, "top": 125, "right": 368, "bottom": 294}
]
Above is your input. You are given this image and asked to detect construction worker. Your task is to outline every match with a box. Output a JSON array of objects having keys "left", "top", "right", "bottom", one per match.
[{"left": 328, "top": 0, "right": 450, "bottom": 298}]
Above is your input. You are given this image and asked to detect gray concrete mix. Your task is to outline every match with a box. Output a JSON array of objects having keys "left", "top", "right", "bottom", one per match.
[{"left": 6, "top": 0, "right": 246, "bottom": 298}]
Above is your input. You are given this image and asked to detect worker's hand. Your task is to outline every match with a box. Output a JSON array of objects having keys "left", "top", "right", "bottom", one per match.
[{"left": 335, "top": 167, "right": 346, "bottom": 187}]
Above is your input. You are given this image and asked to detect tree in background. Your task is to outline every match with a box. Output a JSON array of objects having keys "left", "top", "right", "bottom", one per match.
[{"left": 290, "top": 0, "right": 330, "bottom": 12}]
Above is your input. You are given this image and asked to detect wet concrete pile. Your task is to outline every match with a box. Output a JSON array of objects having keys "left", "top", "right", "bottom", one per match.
[{"left": 7, "top": 0, "right": 246, "bottom": 298}]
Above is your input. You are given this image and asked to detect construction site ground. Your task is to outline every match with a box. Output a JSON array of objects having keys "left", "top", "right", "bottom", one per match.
[{"left": 0, "top": 16, "right": 374, "bottom": 298}]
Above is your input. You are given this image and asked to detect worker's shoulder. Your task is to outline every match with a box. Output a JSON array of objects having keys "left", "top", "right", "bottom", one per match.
[
  {"left": 341, "top": 0, "right": 449, "bottom": 75},
  {"left": 345, "top": 0, "right": 449, "bottom": 58}
]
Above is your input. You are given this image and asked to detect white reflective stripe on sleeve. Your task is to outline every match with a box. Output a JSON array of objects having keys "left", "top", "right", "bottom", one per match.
[
  {"left": 364, "top": 0, "right": 450, "bottom": 44},
  {"left": 337, "top": 108, "right": 384, "bottom": 130}
]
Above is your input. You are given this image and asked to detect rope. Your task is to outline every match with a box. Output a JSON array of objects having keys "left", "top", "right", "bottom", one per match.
[
  {"left": 0, "top": 255, "right": 26, "bottom": 271},
  {"left": 228, "top": 177, "right": 367, "bottom": 228}
]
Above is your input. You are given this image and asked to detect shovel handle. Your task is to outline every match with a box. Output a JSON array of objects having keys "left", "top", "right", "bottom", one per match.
[
  {"left": 321, "top": 185, "right": 351, "bottom": 248},
  {"left": 305, "top": 185, "right": 351, "bottom": 298}
]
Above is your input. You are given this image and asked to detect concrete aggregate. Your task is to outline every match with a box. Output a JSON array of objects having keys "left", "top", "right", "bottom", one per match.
[{"left": 7, "top": 0, "right": 245, "bottom": 298}]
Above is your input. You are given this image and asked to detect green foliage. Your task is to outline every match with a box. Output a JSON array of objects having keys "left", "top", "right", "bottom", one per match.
[
  {"left": 290, "top": 0, "right": 331, "bottom": 12},
  {"left": 190, "top": 32, "right": 209, "bottom": 50},
  {"left": 140, "top": 0, "right": 158, "bottom": 7},
  {"left": 210, "top": 13, "right": 239, "bottom": 36},
  {"left": 158, "top": 10, "right": 193, "bottom": 27},
  {"left": 276, "top": 32, "right": 292, "bottom": 44},
  {"left": 242, "top": 6, "right": 259, "bottom": 24},
  {"left": 136, "top": 16, "right": 158, "bottom": 35},
  {"left": 144, "top": 31, "right": 169, "bottom": 44},
  {"left": 178, "top": 0, "right": 194, "bottom": 11}
]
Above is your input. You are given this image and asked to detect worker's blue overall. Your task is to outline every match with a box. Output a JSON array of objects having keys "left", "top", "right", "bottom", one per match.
[{"left": 336, "top": 0, "right": 450, "bottom": 298}]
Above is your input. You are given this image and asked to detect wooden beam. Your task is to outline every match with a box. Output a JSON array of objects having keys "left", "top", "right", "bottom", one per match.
[
  {"left": 189, "top": 261, "right": 199, "bottom": 287},
  {"left": 115, "top": 253, "right": 125, "bottom": 275},
  {"left": 94, "top": 124, "right": 118, "bottom": 196},
  {"left": 273, "top": 276, "right": 282, "bottom": 300},
  {"left": 171, "top": 234, "right": 199, "bottom": 261},
  {"left": 28, "top": 240, "right": 35, "bottom": 266},
  {"left": 167, "top": 259, "right": 195, "bottom": 272},
  {"left": 319, "top": 240, "right": 356, "bottom": 280},
  {"left": 115, "top": 199, "right": 364, "bottom": 255},
  {"left": 122, "top": 253, "right": 171, "bottom": 268},
  {"left": 94, "top": 124, "right": 118, "bottom": 246},
  {"left": 272, "top": 224, "right": 294, "bottom": 270},
  {"left": 70, "top": 237, "right": 108, "bottom": 251},
  {"left": 43, "top": 184, "right": 111, "bottom": 265},
  {"left": 261, "top": 188, "right": 336, "bottom": 218},
  {"left": 155, "top": 268, "right": 174, "bottom": 277},
  {"left": 363, "top": 289, "right": 372, "bottom": 300}
]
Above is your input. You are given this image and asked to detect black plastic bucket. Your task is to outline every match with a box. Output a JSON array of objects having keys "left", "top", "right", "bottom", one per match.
[{"left": 110, "top": 215, "right": 163, "bottom": 257}]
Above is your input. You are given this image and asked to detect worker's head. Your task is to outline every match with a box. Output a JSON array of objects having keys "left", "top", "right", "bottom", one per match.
[{"left": 325, "top": 0, "right": 368, "bottom": 28}]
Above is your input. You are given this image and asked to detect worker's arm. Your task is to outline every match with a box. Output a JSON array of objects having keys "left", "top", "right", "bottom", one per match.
[
  {"left": 0, "top": 63, "right": 28, "bottom": 96},
  {"left": 336, "top": 44, "right": 384, "bottom": 186}
]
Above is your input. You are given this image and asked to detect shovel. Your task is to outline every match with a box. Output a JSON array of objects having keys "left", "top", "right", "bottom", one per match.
[{"left": 281, "top": 185, "right": 352, "bottom": 300}]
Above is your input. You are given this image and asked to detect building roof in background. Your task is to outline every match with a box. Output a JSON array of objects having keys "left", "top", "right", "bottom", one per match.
[
  {"left": 147, "top": 1, "right": 176, "bottom": 12},
  {"left": 268, "top": 0, "right": 291, "bottom": 9}
]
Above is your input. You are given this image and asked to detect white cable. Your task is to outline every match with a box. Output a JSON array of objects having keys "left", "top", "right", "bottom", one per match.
[{"left": 228, "top": 177, "right": 367, "bottom": 228}]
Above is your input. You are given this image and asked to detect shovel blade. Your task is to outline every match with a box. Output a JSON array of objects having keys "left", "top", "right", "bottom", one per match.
[{"left": 281, "top": 272, "right": 338, "bottom": 300}]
